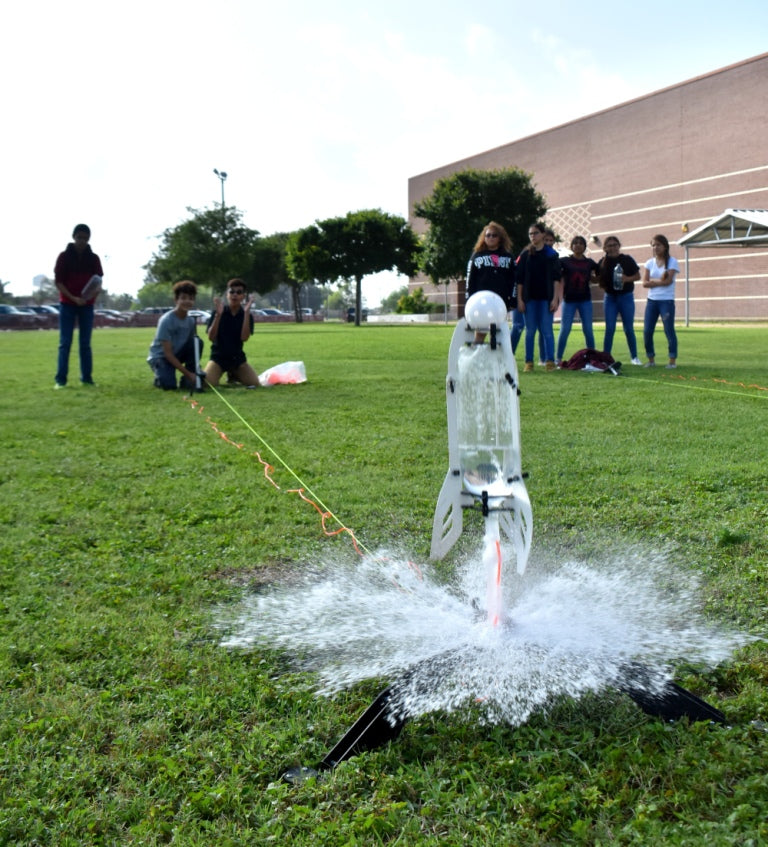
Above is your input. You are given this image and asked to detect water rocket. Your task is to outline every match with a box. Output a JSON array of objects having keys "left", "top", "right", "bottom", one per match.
[
  {"left": 280, "top": 295, "right": 728, "bottom": 783},
  {"left": 431, "top": 293, "right": 532, "bottom": 598}
]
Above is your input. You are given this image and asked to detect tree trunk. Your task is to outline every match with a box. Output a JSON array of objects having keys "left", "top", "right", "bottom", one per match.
[{"left": 354, "top": 276, "right": 362, "bottom": 326}]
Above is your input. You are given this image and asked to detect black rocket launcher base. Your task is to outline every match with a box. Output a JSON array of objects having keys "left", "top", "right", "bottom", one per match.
[{"left": 430, "top": 293, "right": 532, "bottom": 576}]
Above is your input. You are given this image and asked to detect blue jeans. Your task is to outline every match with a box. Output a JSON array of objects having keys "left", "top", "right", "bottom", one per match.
[
  {"left": 523, "top": 299, "right": 555, "bottom": 363},
  {"left": 512, "top": 308, "right": 546, "bottom": 359},
  {"left": 56, "top": 302, "right": 94, "bottom": 385},
  {"left": 644, "top": 299, "right": 677, "bottom": 359},
  {"left": 510, "top": 309, "right": 525, "bottom": 353},
  {"left": 602, "top": 292, "right": 637, "bottom": 359},
  {"left": 557, "top": 299, "right": 595, "bottom": 361},
  {"left": 148, "top": 336, "right": 202, "bottom": 389}
]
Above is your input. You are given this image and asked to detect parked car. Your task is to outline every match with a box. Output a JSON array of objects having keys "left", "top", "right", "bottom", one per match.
[
  {"left": 94, "top": 309, "right": 130, "bottom": 326},
  {"left": 27, "top": 304, "right": 60, "bottom": 327},
  {"left": 188, "top": 309, "right": 211, "bottom": 325},
  {"left": 347, "top": 307, "right": 369, "bottom": 322},
  {"left": 0, "top": 304, "right": 46, "bottom": 328},
  {"left": 259, "top": 307, "right": 290, "bottom": 316}
]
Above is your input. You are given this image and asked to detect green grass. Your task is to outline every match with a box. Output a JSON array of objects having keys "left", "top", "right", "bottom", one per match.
[{"left": 1, "top": 322, "right": 768, "bottom": 845}]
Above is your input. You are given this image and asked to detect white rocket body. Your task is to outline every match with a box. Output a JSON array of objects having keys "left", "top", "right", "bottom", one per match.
[{"left": 430, "top": 293, "right": 532, "bottom": 579}]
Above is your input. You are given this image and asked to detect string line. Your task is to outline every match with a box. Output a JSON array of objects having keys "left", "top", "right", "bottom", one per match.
[
  {"left": 620, "top": 372, "right": 768, "bottom": 399},
  {"left": 187, "top": 383, "right": 373, "bottom": 557}
]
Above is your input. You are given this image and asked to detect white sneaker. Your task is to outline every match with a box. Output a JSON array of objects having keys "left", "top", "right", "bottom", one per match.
[
  {"left": 666, "top": 363, "right": 677, "bottom": 369},
  {"left": 631, "top": 357, "right": 642, "bottom": 365}
]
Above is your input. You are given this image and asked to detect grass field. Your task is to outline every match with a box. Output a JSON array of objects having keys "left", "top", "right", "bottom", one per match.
[{"left": 1, "top": 322, "right": 768, "bottom": 845}]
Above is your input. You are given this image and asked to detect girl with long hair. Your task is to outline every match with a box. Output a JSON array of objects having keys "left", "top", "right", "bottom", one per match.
[
  {"left": 596, "top": 235, "right": 641, "bottom": 364},
  {"left": 641, "top": 234, "right": 680, "bottom": 367},
  {"left": 465, "top": 221, "right": 516, "bottom": 343}
]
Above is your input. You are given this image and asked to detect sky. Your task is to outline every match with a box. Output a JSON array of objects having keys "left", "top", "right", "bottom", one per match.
[{"left": 2, "top": 0, "right": 767, "bottom": 306}]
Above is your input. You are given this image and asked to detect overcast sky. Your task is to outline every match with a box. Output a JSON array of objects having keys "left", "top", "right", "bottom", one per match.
[{"left": 2, "top": 0, "right": 767, "bottom": 305}]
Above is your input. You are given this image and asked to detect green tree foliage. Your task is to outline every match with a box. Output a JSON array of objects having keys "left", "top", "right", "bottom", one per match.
[
  {"left": 414, "top": 167, "right": 547, "bottom": 301},
  {"left": 340, "top": 209, "right": 420, "bottom": 325},
  {"left": 249, "top": 232, "right": 310, "bottom": 321},
  {"left": 136, "top": 281, "right": 214, "bottom": 310},
  {"left": 143, "top": 206, "right": 261, "bottom": 292},
  {"left": 287, "top": 209, "right": 420, "bottom": 326},
  {"left": 285, "top": 224, "right": 335, "bottom": 288},
  {"left": 325, "top": 287, "right": 349, "bottom": 313},
  {"left": 135, "top": 281, "right": 175, "bottom": 309},
  {"left": 396, "top": 286, "right": 434, "bottom": 314},
  {"left": 380, "top": 285, "right": 409, "bottom": 313}
]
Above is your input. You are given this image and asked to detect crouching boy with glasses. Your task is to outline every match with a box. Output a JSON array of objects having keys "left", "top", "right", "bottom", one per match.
[{"left": 203, "top": 279, "right": 261, "bottom": 388}]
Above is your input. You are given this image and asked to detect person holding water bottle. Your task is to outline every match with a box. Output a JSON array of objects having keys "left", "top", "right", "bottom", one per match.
[{"left": 597, "top": 235, "right": 641, "bottom": 365}]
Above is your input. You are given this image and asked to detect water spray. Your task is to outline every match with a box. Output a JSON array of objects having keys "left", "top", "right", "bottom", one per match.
[{"left": 208, "top": 297, "right": 747, "bottom": 784}]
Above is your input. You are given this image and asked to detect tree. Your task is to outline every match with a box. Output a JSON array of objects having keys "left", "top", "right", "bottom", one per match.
[
  {"left": 325, "top": 287, "right": 349, "bottom": 314},
  {"left": 414, "top": 168, "right": 547, "bottom": 313},
  {"left": 0, "top": 280, "right": 13, "bottom": 305},
  {"left": 288, "top": 210, "right": 421, "bottom": 326},
  {"left": 252, "top": 232, "right": 302, "bottom": 323},
  {"left": 338, "top": 209, "right": 420, "bottom": 326},
  {"left": 135, "top": 280, "right": 214, "bottom": 310},
  {"left": 396, "top": 286, "right": 434, "bottom": 314},
  {"left": 380, "top": 285, "right": 409, "bottom": 313},
  {"left": 143, "top": 206, "right": 262, "bottom": 292},
  {"left": 286, "top": 224, "right": 335, "bottom": 282}
]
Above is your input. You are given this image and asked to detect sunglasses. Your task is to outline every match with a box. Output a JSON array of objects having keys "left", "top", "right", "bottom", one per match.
[{"left": 228, "top": 289, "right": 245, "bottom": 295}]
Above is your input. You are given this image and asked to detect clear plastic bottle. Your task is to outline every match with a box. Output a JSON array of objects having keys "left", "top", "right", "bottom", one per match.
[{"left": 612, "top": 263, "right": 624, "bottom": 291}]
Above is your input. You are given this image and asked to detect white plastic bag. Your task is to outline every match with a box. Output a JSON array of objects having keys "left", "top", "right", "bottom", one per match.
[{"left": 258, "top": 360, "right": 307, "bottom": 386}]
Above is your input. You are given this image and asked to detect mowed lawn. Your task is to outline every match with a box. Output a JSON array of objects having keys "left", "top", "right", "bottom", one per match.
[{"left": 1, "top": 321, "right": 767, "bottom": 846}]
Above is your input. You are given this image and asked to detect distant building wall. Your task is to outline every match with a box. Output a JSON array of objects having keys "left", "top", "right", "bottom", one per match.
[{"left": 408, "top": 53, "right": 768, "bottom": 320}]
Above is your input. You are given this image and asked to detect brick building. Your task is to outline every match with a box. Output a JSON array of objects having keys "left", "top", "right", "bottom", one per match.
[{"left": 408, "top": 53, "right": 768, "bottom": 320}]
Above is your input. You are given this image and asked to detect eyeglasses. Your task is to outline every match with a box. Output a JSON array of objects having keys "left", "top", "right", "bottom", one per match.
[
  {"left": 528, "top": 231, "right": 540, "bottom": 236},
  {"left": 228, "top": 289, "right": 245, "bottom": 295}
]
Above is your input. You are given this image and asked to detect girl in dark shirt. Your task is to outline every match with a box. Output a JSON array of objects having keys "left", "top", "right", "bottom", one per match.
[
  {"left": 516, "top": 222, "right": 562, "bottom": 371},
  {"left": 465, "top": 221, "right": 516, "bottom": 343},
  {"left": 556, "top": 235, "right": 599, "bottom": 362}
]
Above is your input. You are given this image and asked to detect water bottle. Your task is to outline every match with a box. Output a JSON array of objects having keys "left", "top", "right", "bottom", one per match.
[{"left": 612, "top": 263, "right": 623, "bottom": 291}]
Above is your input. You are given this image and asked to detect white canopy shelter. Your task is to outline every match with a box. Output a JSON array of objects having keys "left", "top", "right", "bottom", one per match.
[{"left": 677, "top": 209, "right": 768, "bottom": 325}]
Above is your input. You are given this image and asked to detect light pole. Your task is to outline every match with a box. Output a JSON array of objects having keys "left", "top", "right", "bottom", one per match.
[{"left": 213, "top": 168, "right": 227, "bottom": 209}]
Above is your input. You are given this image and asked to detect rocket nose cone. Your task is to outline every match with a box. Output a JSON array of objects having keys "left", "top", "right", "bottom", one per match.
[{"left": 465, "top": 291, "right": 508, "bottom": 331}]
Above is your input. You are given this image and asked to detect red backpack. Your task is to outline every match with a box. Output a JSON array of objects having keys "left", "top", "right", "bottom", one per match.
[{"left": 562, "top": 348, "right": 621, "bottom": 374}]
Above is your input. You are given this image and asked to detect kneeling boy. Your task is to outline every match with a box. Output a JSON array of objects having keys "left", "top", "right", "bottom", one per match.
[
  {"left": 203, "top": 278, "right": 260, "bottom": 387},
  {"left": 147, "top": 280, "right": 203, "bottom": 390}
]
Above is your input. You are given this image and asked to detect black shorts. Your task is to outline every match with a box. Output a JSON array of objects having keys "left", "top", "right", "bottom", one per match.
[{"left": 211, "top": 352, "right": 247, "bottom": 372}]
